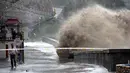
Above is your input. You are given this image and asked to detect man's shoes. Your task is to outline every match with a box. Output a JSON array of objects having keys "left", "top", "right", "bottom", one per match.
[
  {"left": 11, "top": 67, "right": 13, "bottom": 70},
  {"left": 13, "top": 66, "right": 16, "bottom": 70}
]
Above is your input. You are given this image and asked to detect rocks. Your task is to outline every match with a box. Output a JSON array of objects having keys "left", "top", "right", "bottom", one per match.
[{"left": 116, "top": 64, "right": 130, "bottom": 73}]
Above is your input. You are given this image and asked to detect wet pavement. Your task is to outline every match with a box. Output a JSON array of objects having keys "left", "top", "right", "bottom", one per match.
[
  {"left": 0, "top": 59, "right": 10, "bottom": 68},
  {"left": 0, "top": 42, "right": 109, "bottom": 73}
]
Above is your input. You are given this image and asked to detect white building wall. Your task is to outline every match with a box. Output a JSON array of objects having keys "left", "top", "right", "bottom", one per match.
[
  {"left": 0, "top": 43, "right": 6, "bottom": 59},
  {"left": 22, "top": 27, "right": 30, "bottom": 41}
]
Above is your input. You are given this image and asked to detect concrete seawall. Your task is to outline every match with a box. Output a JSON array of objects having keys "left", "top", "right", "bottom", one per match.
[{"left": 73, "top": 49, "right": 130, "bottom": 71}]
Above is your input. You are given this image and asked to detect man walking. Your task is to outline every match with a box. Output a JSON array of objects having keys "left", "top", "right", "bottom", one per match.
[{"left": 9, "top": 43, "right": 17, "bottom": 70}]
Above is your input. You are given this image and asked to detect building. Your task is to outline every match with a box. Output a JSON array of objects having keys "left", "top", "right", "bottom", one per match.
[{"left": 0, "top": 18, "right": 24, "bottom": 60}]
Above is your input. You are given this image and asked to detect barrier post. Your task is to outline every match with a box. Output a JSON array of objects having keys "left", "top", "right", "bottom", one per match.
[{"left": 6, "top": 44, "right": 8, "bottom": 58}]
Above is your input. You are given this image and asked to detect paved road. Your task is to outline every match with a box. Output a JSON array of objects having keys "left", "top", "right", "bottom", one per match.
[{"left": 0, "top": 42, "right": 109, "bottom": 73}]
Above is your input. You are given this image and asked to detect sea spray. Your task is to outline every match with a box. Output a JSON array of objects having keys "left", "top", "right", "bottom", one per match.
[{"left": 58, "top": 5, "right": 130, "bottom": 48}]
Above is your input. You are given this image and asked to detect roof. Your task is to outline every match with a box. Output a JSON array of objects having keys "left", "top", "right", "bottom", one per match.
[{"left": 5, "top": 18, "right": 19, "bottom": 25}]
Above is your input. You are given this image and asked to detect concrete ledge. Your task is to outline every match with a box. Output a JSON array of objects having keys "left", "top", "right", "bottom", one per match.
[{"left": 72, "top": 49, "right": 130, "bottom": 54}]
